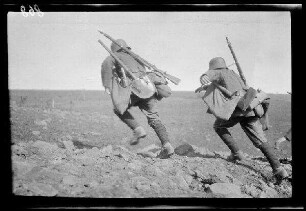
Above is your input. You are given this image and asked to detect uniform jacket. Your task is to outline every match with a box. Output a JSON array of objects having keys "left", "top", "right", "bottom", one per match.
[
  {"left": 202, "top": 68, "right": 256, "bottom": 120},
  {"left": 101, "top": 51, "right": 147, "bottom": 114}
]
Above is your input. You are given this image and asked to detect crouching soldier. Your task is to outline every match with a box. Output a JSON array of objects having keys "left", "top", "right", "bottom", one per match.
[
  {"left": 100, "top": 39, "right": 174, "bottom": 158},
  {"left": 198, "top": 57, "right": 288, "bottom": 181},
  {"left": 275, "top": 128, "right": 291, "bottom": 150}
]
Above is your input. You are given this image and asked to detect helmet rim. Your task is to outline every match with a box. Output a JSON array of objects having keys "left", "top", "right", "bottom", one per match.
[{"left": 208, "top": 57, "right": 227, "bottom": 70}]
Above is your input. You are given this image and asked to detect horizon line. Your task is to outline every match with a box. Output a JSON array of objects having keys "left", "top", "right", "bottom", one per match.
[{"left": 8, "top": 88, "right": 291, "bottom": 95}]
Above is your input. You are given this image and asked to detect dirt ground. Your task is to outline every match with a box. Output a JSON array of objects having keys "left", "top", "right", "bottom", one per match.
[{"left": 10, "top": 90, "right": 292, "bottom": 198}]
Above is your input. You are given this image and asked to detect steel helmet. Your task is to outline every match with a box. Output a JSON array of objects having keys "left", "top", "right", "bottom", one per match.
[
  {"left": 111, "top": 39, "right": 131, "bottom": 52},
  {"left": 208, "top": 57, "right": 227, "bottom": 70}
]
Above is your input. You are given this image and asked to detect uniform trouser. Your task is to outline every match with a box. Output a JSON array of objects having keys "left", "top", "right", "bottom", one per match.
[
  {"left": 214, "top": 116, "right": 281, "bottom": 172},
  {"left": 114, "top": 94, "right": 170, "bottom": 146}
]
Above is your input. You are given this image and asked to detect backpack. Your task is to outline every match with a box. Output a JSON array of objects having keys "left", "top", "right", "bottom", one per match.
[{"left": 146, "top": 72, "right": 172, "bottom": 99}]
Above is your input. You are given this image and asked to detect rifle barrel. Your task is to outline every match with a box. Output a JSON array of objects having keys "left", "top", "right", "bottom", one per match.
[
  {"left": 98, "top": 30, "right": 180, "bottom": 85},
  {"left": 226, "top": 37, "right": 247, "bottom": 86}
]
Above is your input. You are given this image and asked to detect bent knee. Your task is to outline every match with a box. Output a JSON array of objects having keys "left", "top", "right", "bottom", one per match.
[
  {"left": 252, "top": 137, "right": 268, "bottom": 149},
  {"left": 113, "top": 109, "right": 120, "bottom": 116},
  {"left": 214, "top": 126, "right": 226, "bottom": 133},
  {"left": 148, "top": 119, "right": 162, "bottom": 128},
  {"left": 147, "top": 115, "right": 160, "bottom": 126}
]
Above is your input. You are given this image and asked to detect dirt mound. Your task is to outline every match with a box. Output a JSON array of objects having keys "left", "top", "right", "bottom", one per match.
[
  {"left": 12, "top": 140, "right": 292, "bottom": 198},
  {"left": 10, "top": 102, "right": 292, "bottom": 198}
]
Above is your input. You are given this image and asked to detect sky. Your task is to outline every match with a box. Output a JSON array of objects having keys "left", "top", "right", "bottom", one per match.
[{"left": 8, "top": 12, "right": 291, "bottom": 93}]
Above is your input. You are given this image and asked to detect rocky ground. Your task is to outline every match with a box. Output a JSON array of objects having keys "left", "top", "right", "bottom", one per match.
[{"left": 10, "top": 102, "right": 292, "bottom": 198}]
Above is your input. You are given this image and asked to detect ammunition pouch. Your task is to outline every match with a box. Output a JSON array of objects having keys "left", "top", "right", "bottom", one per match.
[{"left": 147, "top": 72, "right": 172, "bottom": 99}]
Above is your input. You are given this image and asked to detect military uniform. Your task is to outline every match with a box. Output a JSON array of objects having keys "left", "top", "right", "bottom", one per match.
[
  {"left": 275, "top": 128, "right": 292, "bottom": 150},
  {"left": 284, "top": 128, "right": 292, "bottom": 142},
  {"left": 101, "top": 39, "right": 174, "bottom": 157},
  {"left": 200, "top": 57, "right": 288, "bottom": 180}
]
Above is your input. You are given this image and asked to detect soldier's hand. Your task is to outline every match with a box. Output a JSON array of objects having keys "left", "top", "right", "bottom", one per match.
[
  {"left": 104, "top": 87, "right": 111, "bottom": 95},
  {"left": 274, "top": 137, "right": 286, "bottom": 150},
  {"left": 200, "top": 74, "right": 211, "bottom": 86},
  {"left": 195, "top": 84, "right": 209, "bottom": 93},
  {"left": 195, "top": 87, "right": 203, "bottom": 93}
]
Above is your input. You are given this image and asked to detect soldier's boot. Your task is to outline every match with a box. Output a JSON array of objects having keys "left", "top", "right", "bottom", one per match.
[
  {"left": 113, "top": 109, "right": 146, "bottom": 145},
  {"left": 215, "top": 128, "right": 243, "bottom": 162},
  {"left": 258, "top": 142, "right": 288, "bottom": 180},
  {"left": 227, "top": 150, "right": 244, "bottom": 162},
  {"left": 129, "top": 126, "right": 147, "bottom": 145},
  {"left": 158, "top": 142, "right": 175, "bottom": 159},
  {"left": 273, "top": 166, "right": 289, "bottom": 180},
  {"left": 150, "top": 120, "right": 174, "bottom": 159}
]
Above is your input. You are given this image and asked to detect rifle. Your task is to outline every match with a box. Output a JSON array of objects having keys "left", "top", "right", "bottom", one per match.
[
  {"left": 226, "top": 37, "right": 247, "bottom": 86},
  {"left": 98, "top": 40, "right": 128, "bottom": 88},
  {"left": 98, "top": 39, "right": 156, "bottom": 99},
  {"left": 195, "top": 82, "right": 237, "bottom": 99},
  {"left": 98, "top": 30, "right": 181, "bottom": 85}
]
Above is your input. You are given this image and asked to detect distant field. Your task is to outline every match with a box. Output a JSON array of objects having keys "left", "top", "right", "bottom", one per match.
[{"left": 9, "top": 90, "right": 291, "bottom": 158}]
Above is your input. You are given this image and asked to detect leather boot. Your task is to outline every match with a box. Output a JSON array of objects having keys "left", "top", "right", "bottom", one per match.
[
  {"left": 259, "top": 142, "right": 288, "bottom": 180},
  {"left": 227, "top": 150, "right": 244, "bottom": 162},
  {"left": 129, "top": 126, "right": 147, "bottom": 145},
  {"left": 273, "top": 166, "right": 289, "bottom": 180},
  {"left": 157, "top": 142, "right": 174, "bottom": 159},
  {"left": 149, "top": 120, "right": 170, "bottom": 146},
  {"left": 149, "top": 120, "right": 174, "bottom": 159}
]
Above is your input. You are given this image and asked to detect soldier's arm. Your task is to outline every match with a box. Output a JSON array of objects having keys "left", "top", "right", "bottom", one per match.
[
  {"left": 101, "top": 56, "right": 115, "bottom": 91},
  {"left": 200, "top": 69, "right": 221, "bottom": 86}
]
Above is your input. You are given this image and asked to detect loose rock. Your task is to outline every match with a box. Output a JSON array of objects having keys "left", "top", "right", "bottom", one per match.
[
  {"left": 25, "top": 182, "right": 58, "bottom": 196},
  {"left": 62, "top": 175, "right": 78, "bottom": 186},
  {"left": 174, "top": 144, "right": 194, "bottom": 156},
  {"left": 32, "top": 131, "right": 41, "bottom": 136},
  {"left": 34, "top": 120, "right": 48, "bottom": 127},
  {"left": 63, "top": 140, "right": 76, "bottom": 152},
  {"left": 207, "top": 183, "right": 243, "bottom": 198}
]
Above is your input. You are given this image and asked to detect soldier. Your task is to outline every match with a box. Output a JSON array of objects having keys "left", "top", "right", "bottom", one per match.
[
  {"left": 101, "top": 39, "right": 174, "bottom": 158},
  {"left": 274, "top": 128, "right": 292, "bottom": 150},
  {"left": 199, "top": 57, "right": 288, "bottom": 181}
]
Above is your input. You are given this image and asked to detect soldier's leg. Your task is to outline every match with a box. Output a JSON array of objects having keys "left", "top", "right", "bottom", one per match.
[
  {"left": 113, "top": 96, "right": 146, "bottom": 145},
  {"left": 139, "top": 97, "right": 174, "bottom": 158},
  {"left": 240, "top": 117, "right": 288, "bottom": 179},
  {"left": 214, "top": 117, "right": 244, "bottom": 161},
  {"left": 114, "top": 108, "right": 140, "bottom": 130}
]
